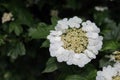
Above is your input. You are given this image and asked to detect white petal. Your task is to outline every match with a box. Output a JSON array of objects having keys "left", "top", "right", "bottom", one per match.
[
  {"left": 58, "top": 18, "right": 68, "bottom": 25},
  {"left": 50, "top": 47, "right": 65, "bottom": 57},
  {"left": 96, "top": 75, "right": 106, "bottom": 80},
  {"left": 66, "top": 61, "right": 73, "bottom": 65},
  {"left": 50, "top": 30, "right": 62, "bottom": 36},
  {"left": 74, "top": 54, "right": 81, "bottom": 59},
  {"left": 74, "top": 24, "right": 80, "bottom": 28},
  {"left": 72, "top": 57, "right": 80, "bottom": 65},
  {"left": 68, "top": 16, "right": 82, "bottom": 28},
  {"left": 88, "top": 41, "right": 103, "bottom": 51},
  {"left": 82, "top": 20, "right": 100, "bottom": 33},
  {"left": 99, "top": 36, "right": 103, "bottom": 40},
  {"left": 49, "top": 43, "right": 64, "bottom": 57},
  {"left": 48, "top": 36, "right": 61, "bottom": 43},
  {"left": 88, "top": 39, "right": 101, "bottom": 46},
  {"left": 86, "top": 32, "right": 98, "bottom": 39},
  {"left": 78, "top": 54, "right": 91, "bottom": 67},
  {"left": 114, "top": 62, "right": 120, "bottom": 75},
  {"left": 68, "top": 22, "right": 80, "bottom": 28},
  {"left": 69, "top": 16, "right": 82, "bottom": 24},
  {"left": 57, "top": 50, "right": 70, "bottom": 62},
  {"left": 50, "top": 42, "right": 63, "bottom": 50},
  {"left": 55, "top": 24, "right": 68, "bottom": 32},
  {"left": 55, "top": 18, "right": 69, "bottom": 31},
  {"left": 69, "top": 53, "right": 91, "bottom": 67},
  {"left": 87, "top": 46, "right": 98, "bottom": 55},
  {"left": 84, "top": 49, "right": 96, "bottom": 59},
  {"left": 88, "top": 36, "right": 103, "bottom": 46}
]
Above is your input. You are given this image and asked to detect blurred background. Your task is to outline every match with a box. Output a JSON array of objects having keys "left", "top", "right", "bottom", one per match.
[{"left": 0, "top": 0, "right": 120, "bottom": 80}]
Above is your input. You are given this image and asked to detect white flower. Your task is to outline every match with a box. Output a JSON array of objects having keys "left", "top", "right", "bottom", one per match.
[
  {"left": 68, "top": 16, "right": 82, "bottom": 28},
  {"left": 2, "top": 12, "right": 14, "bottom": 23},
  {"left": 114, "top": 62, "right": 120, "bottom": 75},
  {"left": 47, "top": 16, "right": 103, "bottom": 67},
  {"left": 95, "top": 6, "right": 108, "bottom": 12},
  {"left": 96, "top": 63, "right": 120, "bottom": 80},
  {"left": 50, "top": 10, "right": 58, "bottom": 17},
  {"left": 110, "top": 51, "right": 120, "bottom": 62}
]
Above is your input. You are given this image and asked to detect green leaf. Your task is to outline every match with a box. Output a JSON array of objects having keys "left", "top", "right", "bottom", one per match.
[
  {"left": 56, "top": 73, "right": 68, "bottom": 80},
  {"left": 40, "top": 40, "right": 50, "bottom": 48},
  {"left": 29, "top": 23, "right": 54, "bottom": 39},
  {"left": 51, "top": 16, "right": 59, "bottom": 25},
  {"left": 42, "top": 57, "right": 58, "bottom": 73},
  {"left": 94, "top": 11, "right": 109, "bottom": 26},
  {"left": 7, "top": 42, "right": 26, "bottom": 59},
  {"left": 110, "top": 25, "right": 120, "bottom": 41},
  {"left": 57, "top": 64, "right": 97, "bottom": 80},
  {"left": 104, "top": 18, "right": 117, "bottom": 30},
  {"left": 14, "top": 24, "right": 23, "bottom": 36},
  {"left": 0, "top": 35, "right": 7, "bottom": 46},
  {"left": 99, "top": 57, "right": 114, "bottom": 68},
  {"left": 65, "top": 75, "right": 85, "bottom": 80},
  {"left": 102, "top": 40, "right": 119, "bottom": 51},
  {"left": 0, "top": 39, "right": 5, "bottom": 46},
  {"left": 80, "top": 64, "right": 97, "bottom": 80},
  {"left": 86, "top": 69, "right": 97, "bottom": 80},
  {"left": 102, "top": 19, "right": 120, "bottom": 41},
  {"left": 9, "top": 22, "right": 23, "bottom": 36},
  {"left": 9, "top": 23, "right": 15, "bottom": 33},
  {"left": 28, "top": 28, "right": 38, "bottom": 38}
]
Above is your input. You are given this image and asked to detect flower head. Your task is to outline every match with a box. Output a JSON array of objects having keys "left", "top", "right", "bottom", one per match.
[
  {"left": 110, "top": 51, "right": 120, "bottom": 62},
  {"left": 95, "top": 6, "right": 108, "bottom": 12},
  {"left": 2, "top": 12, "right": 14, "bottom": 23},
  {"left": 47, "top": 16, "right": 103, "bottom": 67},
  {"left": 96, "top": 62, "right": 120, "bottom": 80}
]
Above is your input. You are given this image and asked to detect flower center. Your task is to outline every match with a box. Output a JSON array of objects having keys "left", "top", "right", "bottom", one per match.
[
  {"left": 61, "top": 28, "right": 88, "bottom": 53},
  {"left": 113, "top": 51, "right": 120, "bottom": 61},
  {"left": 112, "top": 75, "right": 120, "bottom": 80}
]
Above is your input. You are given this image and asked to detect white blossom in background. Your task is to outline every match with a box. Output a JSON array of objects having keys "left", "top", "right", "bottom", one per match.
[
  {"left": 2, "top": 12, "right": 14, "bottom": 23},
  {"left": 110, "top": 51, "right": 120, "bottom": 62},
  {"left": 96, "top": 62, "right": 120, "bottom": 80},
  {"left": 50, "top": 10, "right": 58, "bottom": 17},
  {"left": 47, "top": 16, "right": 103, "bottom": 67},
  {"left": 95, "top": 6, "right": 108, "bottom": 12}
]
